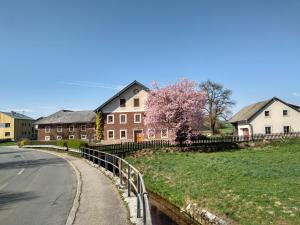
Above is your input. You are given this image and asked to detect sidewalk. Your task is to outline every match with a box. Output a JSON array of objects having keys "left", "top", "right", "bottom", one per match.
[{"left": 37, "top": 150, "right": 130, "bottom": 225}]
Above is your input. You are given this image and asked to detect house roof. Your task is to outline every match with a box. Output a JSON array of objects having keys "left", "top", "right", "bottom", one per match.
[
  {"left": 35, "top": 110, "right": 96, "bottom": 125},
  {"left": 1, "top": 111, "right": 34, "bottom": 120},
  {"left": 94, "top": 80, "right": 150, "bottom": 112},
  {"left": 229, "top": 97, "right": 300, "bottom": 123}
]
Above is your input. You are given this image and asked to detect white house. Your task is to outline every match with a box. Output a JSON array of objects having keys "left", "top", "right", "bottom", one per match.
[{"left": 229, "top": 97, "right": 300, "bottom": 136}]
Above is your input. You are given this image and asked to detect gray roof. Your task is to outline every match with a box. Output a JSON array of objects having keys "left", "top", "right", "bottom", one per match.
[
  {"left": 1, "top": 111, "right": 34, "bottom": 120},
  {"left": 229, "top": 97, "right": 300, "bottom": 123},
  {"left": 95, "top": 80, "right": 149, "bottom": 112},
  {"left": 35, "top": 110, "right": 96, "bottom": 125}
]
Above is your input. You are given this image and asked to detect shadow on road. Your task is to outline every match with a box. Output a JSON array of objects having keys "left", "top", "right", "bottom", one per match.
[
  {"left": 0, "top": 158, "right": 67, "bottom": 170},
  {"left": 0, "top": 191, "right": 39, "bottom": 210},
  {"left": 0, "top": 150, "right": 30, "bottom": 155}
]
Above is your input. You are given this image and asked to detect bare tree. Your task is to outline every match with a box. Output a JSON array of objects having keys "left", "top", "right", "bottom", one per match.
[{"left": 200, "top": 80, "right": 235, "bottom": 134}]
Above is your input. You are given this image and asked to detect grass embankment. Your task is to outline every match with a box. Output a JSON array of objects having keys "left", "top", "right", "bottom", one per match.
[
  {"left": 126, "top": 139, "right": 300, "bottom": 225},
  {"left": 0, "top": 141, "right": 16, "bottom": 147}
]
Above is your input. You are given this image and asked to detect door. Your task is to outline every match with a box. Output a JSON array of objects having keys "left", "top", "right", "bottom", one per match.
[
  {"left": 242, "top": 128, "right": 249, "bottom": 141},
  {"left": 134, "top": 130, "right": 144, "bottom": 143}
]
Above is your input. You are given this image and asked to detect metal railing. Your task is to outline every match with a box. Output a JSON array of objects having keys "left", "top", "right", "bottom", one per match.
[{"left": 80, "top": 147, "right": 152, "bottom": 225}]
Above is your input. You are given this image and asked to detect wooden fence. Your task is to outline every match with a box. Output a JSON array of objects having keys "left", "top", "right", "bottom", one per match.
[{"left": 89, "top": 132, "right": 300, "bottom": 155}]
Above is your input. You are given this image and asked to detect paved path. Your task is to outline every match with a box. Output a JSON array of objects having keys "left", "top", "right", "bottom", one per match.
[
  {"left": 67, "top": 156, "right": 130, "bottom": 225},
  {"left": 0, "top": 147, "right": 77, "bottom": 225}
]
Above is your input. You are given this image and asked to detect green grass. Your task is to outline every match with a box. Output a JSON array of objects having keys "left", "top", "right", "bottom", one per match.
[
  {"left": 0, "top": 141, "right": 16, "bottom": 147},
  {"left": 126, "top": 139, "right": 300, "bottom": 225}
]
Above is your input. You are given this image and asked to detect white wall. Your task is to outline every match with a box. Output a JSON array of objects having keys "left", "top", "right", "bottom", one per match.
[
  {"left": 250, "top": 100, "right": 300, "bottom": 134},
  {"left": 101, "top": 84, "right": 149, "bottom": 113}
]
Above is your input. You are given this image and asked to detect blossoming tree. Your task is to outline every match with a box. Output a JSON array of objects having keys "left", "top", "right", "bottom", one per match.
[{"left": 144, "top": 79, "right": 206, "bottom": 143}]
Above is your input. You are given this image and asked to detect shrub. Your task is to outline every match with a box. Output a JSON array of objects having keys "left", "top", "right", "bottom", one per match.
[
  {"left": 66, "top": 139, "right": 88, "bottom": 149},
  {"left": 57, "top": 140, "right": 68, "bottom": 148},
  {"left": 17, "top": 138, "right": 30, "bottom": 147}
]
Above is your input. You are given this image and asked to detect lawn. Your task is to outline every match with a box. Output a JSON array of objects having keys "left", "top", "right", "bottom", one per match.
[
  {"left": 0, "top": 141, "right": 16, "bottom": 147},
  {"left": 126, "top": 139, "right": 300, "bottom": 225}
]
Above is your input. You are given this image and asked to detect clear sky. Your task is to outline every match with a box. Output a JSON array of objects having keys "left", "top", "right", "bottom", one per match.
[{"left": 0, "top": 0, "right": 299, "bottom": 119}]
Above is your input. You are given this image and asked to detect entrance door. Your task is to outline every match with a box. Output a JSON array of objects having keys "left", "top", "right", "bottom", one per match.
[
  {"left": 134, "top": 130, "right": 144, "bottom": 143},
  {"left": 242, "top": 128, "right": 249, "bottom": 140}
]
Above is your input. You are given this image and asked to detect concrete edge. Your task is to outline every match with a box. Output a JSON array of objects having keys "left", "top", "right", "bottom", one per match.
[{"left": 22, "top": 148, "right": 82, "bottom": 225}]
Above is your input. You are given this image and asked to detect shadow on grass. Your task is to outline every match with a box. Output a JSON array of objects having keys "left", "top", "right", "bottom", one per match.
[{"left": 0, "top": 191, "right": 39, "bottom": 210}]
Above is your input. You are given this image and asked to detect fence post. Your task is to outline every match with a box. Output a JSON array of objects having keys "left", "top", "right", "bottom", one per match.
[
  {"left": 119, "top": 160, "right": 123, "bottom": 185},
  {"left": 105, "top": 154, "right": 108, "bottom": 171},
  {"left": 137, "top": 174, "right": 141, "bottom": 218},
  {"left": 113, "top": 156, "right": 116, "bottom": 176},
  {"left": 128, "top": 165, "right": 131, "bottom": 197}
]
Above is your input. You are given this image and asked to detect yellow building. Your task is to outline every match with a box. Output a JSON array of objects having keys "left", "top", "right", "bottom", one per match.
[{"left": 0, "top": 111, "right": 35, "bottom": 141}]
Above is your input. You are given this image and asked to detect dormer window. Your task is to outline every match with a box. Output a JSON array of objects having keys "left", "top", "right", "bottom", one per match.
[
  {"left": 120, "top": 99, "right": 126, "bottom": 107},
  {"left": 283, "top": 110, "right": 288, "bottom": 116},
  {"left": 264, "top": 111, "right": 270, "bottom": 117}
]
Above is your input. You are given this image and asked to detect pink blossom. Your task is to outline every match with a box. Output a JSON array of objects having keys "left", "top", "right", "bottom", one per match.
[{"left": 145, "top": 79, "right": 206, "bottom": 141}]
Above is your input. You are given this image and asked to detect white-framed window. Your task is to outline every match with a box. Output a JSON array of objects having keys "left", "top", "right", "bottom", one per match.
[
  {"left": 81, "top": 125, "right": 86, "bottom": 131},
  {"left": 161, "top": 128, "right": 168, "bottom": 138},
  {"left": 69, "top": 125, "right": 75, "bottom": 132},
  {"left": 45, "top": 126, "right": 51, "bottom": 133},
  {"left": 264, "top": 110, "right": 270, "bottom": 117},
  {"left": 81, "top": 134, "right": 87, "bottom": 140},
  {"left": 45, "top": 136, "right": 50, "bottom": 141},
  {"left": 283, "top": 126, "right": 290, "bottom": 134},
  {"left": 107, "top": 130, "right": 115, "bottom": 140},
  {"left": 119, "top": 114, "right": 127, "bottom": 124},
  {"left": 148, "top": 128, "right": 156, "bottom": 139},
  {"left": 57, "top": 126, "right": 62, "bottom": 133},
  {"left": 134, "top": 113, "right": 142, "bottom": 123},
  {"left": 120, "top": 129, "right": 127, "bottom": 139},
  {"left": 107, "top": 114, "right": 114, "bottom": 124},
  {"left": 57, "top": 135, "right": 62, "bottom": 140},
  {"left": 69, "top": 135, "right": 75, "bottom": 140},
  {"left": 283, "top": 110, "right": 288, "bottom": 117},
  {"left": 265, "top": 126, "right": 272, "bottom": 135}
]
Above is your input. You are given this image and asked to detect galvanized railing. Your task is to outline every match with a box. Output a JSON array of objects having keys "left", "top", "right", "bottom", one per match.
[{"left": 80, "top": 147, "right": 152, "bottom": 225}]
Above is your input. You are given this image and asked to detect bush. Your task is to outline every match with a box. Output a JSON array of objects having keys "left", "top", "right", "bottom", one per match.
[
  {"left": 57, "top": 140, "right": 68, "bottom": 148},
  {"left": 66, "top": 139, "right": 88, "bottom": 149},
  {"left": 17, "top": 138, "right": 30, "bottom": 147}
]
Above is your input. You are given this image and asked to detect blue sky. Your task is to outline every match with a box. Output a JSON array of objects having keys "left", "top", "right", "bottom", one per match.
[{"left": 0, "top": 0, "right": 299, "bottom": 119}]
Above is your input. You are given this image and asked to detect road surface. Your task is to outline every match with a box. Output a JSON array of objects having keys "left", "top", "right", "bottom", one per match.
[{"left": 0, "top": 147, "right": 76, "bottom": 225}]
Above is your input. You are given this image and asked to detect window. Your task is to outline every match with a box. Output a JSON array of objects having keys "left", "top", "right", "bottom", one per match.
[
  {"left": 5, "top": 123, "right": 10, "bottom": 128},
  {"left": 81, "top": 125, "right": 86, "bottom": 131},
  {"left": 120, "top": 114, "right": 127, "bottom": 124},
  {"left": 134, "top": 98, "right": 140, "bottom": 107},
  {"left": 45, "top": 126, "right": 51, "bottom": 133},
  {"left": 264, "top": 111, "right": 270, "bottom": 117},
  {"left": 283, "top": 110, "right": 288, "bottom": 116},
  {"left": 148, "top": 128, "right": 156, "bottom": 139},
  {"left": 69, "top": 135, "right": 75, "bottom": 140},
  {"left": 5, "top": 132, "right": 10, "bottom": 137},
  {"left": 107, "top": 115, "right": 114, "bottom": 124},
  {"left": 265, "top": 126, "right": 271, "bottom": 135},
  {"left": 81, "top": 134, "right": 87, "bottom": 140},
  {"left": 57, "top": 135, "right": 62, "bottom": 140},
  {"left": 161, "top": 129, "right": 168, "bottom": 138},
  {"left": 107, "top": 130, "right": 114, "bottom": 140},
  {"left": 283, "top": 126, "right": 290, "bottom": 134},
  {"left": 57, "top": 126, "right": 62, "bottom": 132},
  {"left": 45, "top": 136, "right": 50, "bottom": 141},
  {"left": 134, "top": 113, "right": 142, "bottom": 123},
  {"left": 69, "top": 125, "right": 75, "bottom": 132},
  {"left": 120, "top": 129, "right": 127, "bottom": 139},
  {"left": 120, "top": 99, "right": 126, "bottom": 107}
]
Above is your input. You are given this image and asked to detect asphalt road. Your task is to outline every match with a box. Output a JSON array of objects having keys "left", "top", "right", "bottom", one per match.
[{"left": 0, "top": 147, "right": 77, "bottom": 225}]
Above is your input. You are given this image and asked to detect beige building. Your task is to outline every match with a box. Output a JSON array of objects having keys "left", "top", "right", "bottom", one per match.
[
  {"left": 229, "top": 97, "right": 300, "bottom": 136},
  {"left": 0, "top": 111, "right": 35, "bottom": 141}
]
